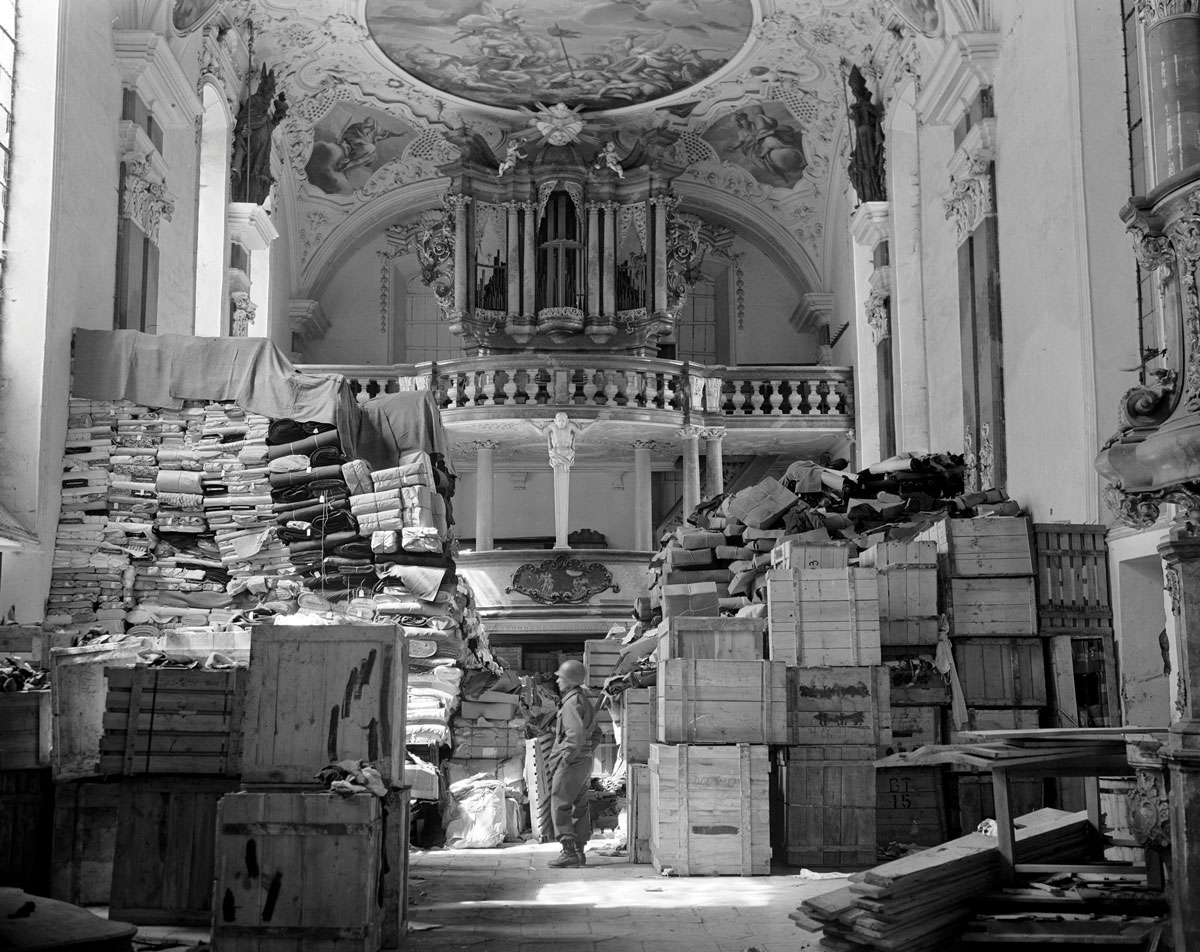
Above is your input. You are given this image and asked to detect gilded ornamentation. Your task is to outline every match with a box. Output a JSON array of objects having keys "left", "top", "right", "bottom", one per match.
[
  {"left": 1178, "top": 670, "right": 1189, "bottom": 717},
  {"left": 1126, "top": 769, "right": 1171, "bottom": 848},
  {"left": 1165, "top": 567, "right": 1182, "bottom": 616},
  {"left": 121, "top": 157, "right": 175, "bottom": 246},
  {"left": 415, "top": 202, "right": 456, "bottom": 313},
  {"left": 506, "top": 552, "right": 619, "bottom": 604},
  {"left": 665, "top": 210, "right": 705, "bottom": 310},
  {"left": 943, "top": 157, "right": 992, "bottom": 244}
]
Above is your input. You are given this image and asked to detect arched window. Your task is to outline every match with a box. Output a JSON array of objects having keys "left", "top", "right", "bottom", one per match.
[{"left": 194, "top": 84, "right": 230, "bottom": 336}]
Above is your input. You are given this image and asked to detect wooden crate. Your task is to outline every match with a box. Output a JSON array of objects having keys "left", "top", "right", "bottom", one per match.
[
  {"left": 860, "top": 541, "right": 939, "bottom": 648},
  {"left": 109, "top": 775, "right": 239, "bottom": 925},
  {"left": 98, "top": 665, "right": 245, "bottom": 776},
  {"left": 50, "top": 778, "right": 121, "bottom": 905},
  {"left": 884, "top": 704, "right": 941, "bottom": 755},
  {"left": 781, "top": 746, "right": 876, "bottom": 868},
  {"left": 212, "top": 791, "right": 384, "bottom": 952},
  {"left": 648, "top": 743, "right": 770, "bottom": 876},
  {"left": 953, "top": 637, "right": 1048, "bottom": 708},
  {"left": 382, "top": 787, "right": 411, "bottom": 950},
  {"left": 0, "top": 691, "right": 51, "bottom": 769},
  {"left": 919, "top": 516, "right": 1035, "bottom": 577},
  {"left": 0, "top": 768, "right": 53, "bottom": 895},
  {"left": 450, "top": 722, "right": 524, "bottom": 759},
  {"left": 787, "top": 666, "right": 890, "bottom": 747},
  {"left": 659, "top": 617, "right": 764, "bottom": 661},
  {"left": 943, "top": 576, "right": 1038, "bottom": 637},
  {"left": 242, "top": 624, "right": 408, "bottom": 787},
  {"left": 886, "top": 657, "right": 951, "bottom": 706},
  {"left": 1034, "top": 523, "right": 1112, "bottom": 634},
  {"left": 656, "top": 659, "right": 788, "bottom": 745},
  {"left": 1099, "top": 777, "right": 1143, "bottom": 864},
  {"left": 766, "top": 568, "right": 881, "bottom": 666},
  {"left": 524, "top": 735, "right": 554, "bottom": 843},
  {"left": 490, "top": 645, "right": 523, "bottom": 670},
  {"left": 770, "top": 540, "right": 851, "bottom": 571},
  {"left": 583, "top": 639, "right": 623, "bottom": 688},
  {"left": 876, "top": 766, "right": 947, "bottom": 848},
  {"left": 620, "top": 687, "right": 654, "bottom": 765},
  {"left": 1047, "top": 633, "right": 1120, "bottom": 728},
  {"left": 627, "top": 762, "right": 651, "bottom": 864},
  {"left": 0, "top": 626, "right": 50, "bottom": 668},
  {"left": 50, "top": 639, "right": 147, "bottom": 781},
  {"left": 952, "top": 772, "right": 1047, "bottom": 838}
]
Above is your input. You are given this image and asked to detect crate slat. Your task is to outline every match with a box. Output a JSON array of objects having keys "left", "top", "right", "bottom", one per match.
[
  {"left": 583, "top": 640, "right": 623, "bottom": 688},
  {"left": 1034, "top": 523, "right": 1113, "bottom": 634}
]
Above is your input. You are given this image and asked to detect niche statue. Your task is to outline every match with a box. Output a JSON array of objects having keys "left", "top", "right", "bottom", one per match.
[
  {"left": 847, "top": 65, "right": 886, "bottom": 203},
  {"left": 231, "top": 65, "right": 288, "bottom": 206}
]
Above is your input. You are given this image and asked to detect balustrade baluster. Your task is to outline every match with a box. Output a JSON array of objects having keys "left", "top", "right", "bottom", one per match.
[
  {"left": 528, "top": 367, "right": 546, "bottom": 404},
  {"left": 749, "top": 380, "right": 765, "bottom": 415},
  {"left": 502, "top": 369, "right": 518, "bottom": 405},
  {"left": 480, "top": 372, "right": 497, "bottom": 406},
  {"left": 821, "top": 381, "right": 838, "bottom": 415},
  {"left": 603, "top": 370, "right": 621, "bottom": 406},
  {"left": 768, "top": 379, "right": 784, "bottom": 415},
  {"left": 582, "top": 368, "right": 599, "bottom": 405},
  {"left": 787, "top": 380, "right": 804, "bottom": 415},
  {"left": 463, "top": 372, "right": 478, "bottom": 407},
  {"left": 807, "top": 379, "right": 823, "bottom": 414},
  {"left": 730, "top": 380, "right": 747, "bottom": 414}
]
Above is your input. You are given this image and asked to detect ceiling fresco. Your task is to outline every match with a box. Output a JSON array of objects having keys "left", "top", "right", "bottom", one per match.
[
  {"left": 231, "top": 0, "right": 958, "bottom": 296},
  {"left": 363, "top": 0, "right": 755, "bottom": 112}
]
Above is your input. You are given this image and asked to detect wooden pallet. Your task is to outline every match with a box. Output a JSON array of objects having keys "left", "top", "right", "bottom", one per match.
[
  {"left": 767, "top": 567, "right": 881, "bottom": 666},
  {"left": 649, "top": 743, "right": 771, "bottom": 876},
  {"left": 1033, "top": 523, "right": 1113, "bottom": 634},
  {"left": 787, "top": 666, "right": 890, "bottom": 747},
  {"left": 656, "top": 659, "right": 788, "bottom": 745},
  {"left": 242, "top": 624, "right": 408, "bottom": 787}
]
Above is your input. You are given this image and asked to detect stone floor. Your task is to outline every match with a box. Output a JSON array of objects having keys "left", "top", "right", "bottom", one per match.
[{"left": 110, "top": 839, "right": 845, "bottom": 951}]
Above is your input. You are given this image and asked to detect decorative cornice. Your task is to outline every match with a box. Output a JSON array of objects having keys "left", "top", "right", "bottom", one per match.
[
  {"left": 948, "top": 118, "right": 998, "bottom": 181},
  {"left": 849, "top": 201, "right": 892, "bottom": 249},
  {"left": 915, "top": 32, "right": 1001, "bottom": 126},
  {"left": 227, "top": 202, "right": 279, "bottom": 252},
  {"left": 944, "top": 159, "right": 994, "bottom": 243},
  {"left": 1138, "top": 0, "right": 1200, "bottom": 26},
  {"left": 112, "top": 30, "right": 202, "bottom": 128},
  {"left": 791, "top": 292, "right": 835, "bottom": 332},
  {"left": 288, "top": 300, "right": 329, "bottom": 342}
]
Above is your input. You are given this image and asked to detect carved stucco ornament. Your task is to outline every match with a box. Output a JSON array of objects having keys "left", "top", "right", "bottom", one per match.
[
  {"left": 1103, "top": 480, "right": 1200, "bottom": 531},
  {"left": 943, "top": 157, "right": 992, "bottom": 244},
  {"left": 1164, "top": 188, "right": 1200, "bottom": 413},
  {"left": 1127, "top": 769, "right": 1171, "bottom": 849},
  {"left": 122, "top": 157, "right": 175, "bottom": 246},
  {"left": 865, "top": 285, "right": 890, "bottom": 346},
  {"left": 1166, "top": 566, "right": 1182, "bottom": 615},
  {"left": 506, "top": 552, "right": 619, "bottom": 604},
  {"left": 1137, "top": 0, "right": 1200, "bottom": 26}
]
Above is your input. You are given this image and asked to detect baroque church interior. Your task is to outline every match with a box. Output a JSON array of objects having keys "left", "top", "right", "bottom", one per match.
[{"left": 3, "top": 0, "right": 1200, "bottom": 949}]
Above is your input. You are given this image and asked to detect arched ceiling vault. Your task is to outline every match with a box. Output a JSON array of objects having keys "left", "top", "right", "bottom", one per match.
[{"left": 230, "top": 0, "right": 954, "bottom": 304}]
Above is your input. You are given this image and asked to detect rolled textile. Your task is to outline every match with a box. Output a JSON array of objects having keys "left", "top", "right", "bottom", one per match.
[
  {"left": 268, "top": 454, "right": 312, "bottom": 474},
  {"left": 375, "top": 565, "right": 447, "bottom": 603},
  {"left": 368, "top": 549, "right": 454, "bottom": 569},
  {"left": 333, "top": 541, "right": 373, "bottom": 560},
  {"left": 277, "top": 523, "right": 315, "bottom": 544},
  {"left": 310, "top": 509, "right": 358, "bottom": 535},
  {"left": 286, "top": 530, "right": 359, "bottom": 556},
  {"left": 402, "top": 527, "right": 443, "bottom": 553},
  {"left": 266, "top": 419, "right": 337, "bottom": 446},
  {"left": 308, "top": 479, "right": 350, "bottom": 498},
  {"left": 268, "top": 464, "right": 344, "bottom": 489},
  {"left": 156, "top": 470, "right": 204, "bottom": 495},
  {"left": 371, "top": 530, "right": 398, "bottom": 554},
  {"left": 308, "top": 445, "right": 345, "bottom": 467},
  {"left": 158, "top": 492, "right": 205, "bottom": 510},
  {"left": 349, "top": 489, "right": 402, "bottom": 516},
  {"left": 266, "top": 428, "right": 341, "bottom": 461},
  {"left": 342, "top": 459, "right": 373, "bottom": 496},
  {"left": 357, "top": 510, "right": 403, "bottom": 533},
  {"left": 271, "top": 485, "right": 319, "bottom": 505},
  {"left": 273, "top": 498, "right": 349, "bottom": 524}
]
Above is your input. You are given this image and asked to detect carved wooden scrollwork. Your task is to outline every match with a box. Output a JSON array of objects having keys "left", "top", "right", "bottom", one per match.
[
  {"left": 1164, "top": 188, "right": 1200, "bottom": 413},
  {"left": 1103, "top": 479, "right": 1200, "bottom": 531},
  {"left": 1127, "top": 768, "right": 1171, "bottom": 849},
  {"left": 506, "top": 552, "right": 619, "bottom": 604}
]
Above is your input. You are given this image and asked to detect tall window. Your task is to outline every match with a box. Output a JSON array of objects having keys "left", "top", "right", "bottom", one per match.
[
  {"left": 677, "top": 275, "right": 717, "bottom": 363},
  {"left": 195, "top": 84, "right": 230, "bottom": 336},
  {"left": 0, "top": 0, "right": 16, "bottom": 282}
]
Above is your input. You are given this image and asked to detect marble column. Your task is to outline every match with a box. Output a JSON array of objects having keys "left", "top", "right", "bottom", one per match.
[
  {"left": 603, "top": 202, "right": 617, "bottom": 319},
  {"left": 702, "top": 426, "right": 726, "bottom": 499},
  {"left": 474, "top": 441, "right": 496, "bottom": 553},
  {"left": 587, "top": 203, "right": 600, "bottom": 318},
  {"left": 678, "top": 425, "right": 704, "bottom": 518},
  {"left": 505, "top": 202, "right": 520, "bottom": 315},
  {"left": 653, "top": 197, "right": 669, "bottom": 314},
  {"left": 522, "top": 202, "right": 536, "bottom": 318},
  {"left": 634, "top": 441, "right": 653, "bottom": 551},
  {"left": 1160, "top": 535, "right": 1200, "bottom": 951},
  {"left": 451, "top": 195, "right": 470, "bottom": 318}
]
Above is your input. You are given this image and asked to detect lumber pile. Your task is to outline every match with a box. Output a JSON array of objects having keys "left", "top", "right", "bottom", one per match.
[{"left": 796, "top": 808, "right": 1093, "bottom": 950}]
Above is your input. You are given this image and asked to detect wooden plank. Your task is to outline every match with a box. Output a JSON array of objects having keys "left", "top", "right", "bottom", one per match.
[{"left": 627, "top": 763, "right": 651, "bottom": 864}]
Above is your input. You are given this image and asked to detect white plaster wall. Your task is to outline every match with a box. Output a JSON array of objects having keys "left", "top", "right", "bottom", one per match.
[
  {"left": 308, "top": 231, "right": 393, "bottom": 364},
  {"left": 992, "top": 3, "right": 1132, "bottom": 522},
  {"left": 734, "top": 242, "right": 811, "bottom": 365},
  {"left": 267, "top": 201, "right": 294, "bottom": 356},
  {"left": 153, "top": 105, "right": 200, "bottom": 335},
  {"left": 454, "top": 468, "right": 639, "bottom": 551}
]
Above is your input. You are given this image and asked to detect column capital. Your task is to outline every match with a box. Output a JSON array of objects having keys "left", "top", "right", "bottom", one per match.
[
  {"left": 677, "top": 424, "right": 706, "bottom": 441},
  {"left": 1138, "top": 0, "right": 1200, "bottom": 26},
  {"left": 462, "top": 439, "right": 499, "bottom": 453},
  {"left": 700, "top": 426, "right": 727, "bottom": 442}
]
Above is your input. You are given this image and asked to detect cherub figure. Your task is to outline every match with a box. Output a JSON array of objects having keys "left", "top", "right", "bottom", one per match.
[
  {"left": 594, "top": 141, "right": 625, "bottom": 178},
  {"left": 497, "top": 140, "right": 525, "bottom": 178}
]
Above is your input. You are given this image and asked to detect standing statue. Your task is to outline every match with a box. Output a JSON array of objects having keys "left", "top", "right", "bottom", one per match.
[
  {"left": 497, "top": 140, "right": 525, "bottom": 178},
  {"left": 847, "top": 65, "right": 886, "bottom": 203},
  {"left": 231, "top": 65, "right": 289, "bottom": 205}
]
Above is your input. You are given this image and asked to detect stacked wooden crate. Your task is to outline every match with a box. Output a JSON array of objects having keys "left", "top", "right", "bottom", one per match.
[
  {"left": 213, "top": 623, "right": 411, "bottom": 951},
  {"left": 921, "top": 517, "right": 1049, "bottom": 834},
  {"left": 649, "top": 616, "right": 778, "bottom": 875}
]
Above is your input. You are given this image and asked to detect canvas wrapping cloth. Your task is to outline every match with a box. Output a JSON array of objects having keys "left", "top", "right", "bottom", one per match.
[
  {"left": 342, "top": 459, "right": 373, "bottom": 495},
  {"left": 349, "top": 488, "right": 403, "bottom": 516}
]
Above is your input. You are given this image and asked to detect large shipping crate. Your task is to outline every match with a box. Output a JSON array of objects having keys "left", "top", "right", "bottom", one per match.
[
  {"left": 99, "top": 666, "right": 245, "bottom": 776},
  {"left": 50, "top": 778, "right": 121, "bottom": 905},
  {"left": 450, "top": 721, "right": 524, "bottom": 760},
  {"left": 779, "top": 746, "right": 876, "bottom": 868},
  {"left": 942, "top": 576, "right": 1038, "bottom": 636},
  {"left": 212, "top": 791, "right": 385, "bottom": 952},
  {"left": 876, "top": 765, "right": 948, "bottom": 848},
  {"left": 0, "top": 768, "right": 53, "bottom": 895},
  {"left": 1034, "top": 523, "right": 1113, "bottom": 635},
  {"left": 656, "top": 659, "right": 788, "bottom": 745},
  {"left": 886, "top": 657, "right": 952, "bottom": 706},
  {"left": 627, "top": 762, "right": 651, "bottom": 864},
  {"left": 50, "top": 639, "right": 148, "bottom": 781},
  {"left": 769, "top": 540, "right": 851, "bottom": 572},
  {"left": 583, "top": 639, "right": 623, "bottom": 688},
  {"left": 953, "top": 637, "right": 1048, "bottom": 708},
  {"left": 766, "top": 568, "right": 881, "bottom": 666},
  {"left": 649, "top": 743, "right": 770, "bottom": 876},
  {"left": 951, "top": 771, "right": 1046, "bottom": 838},
  {"left": 919, "top": 516, "right": 1035, "bottom": 577},
  {"left": 659, "top": 617, "right": 764, "bottom": 661},
  {"left": 242, "top": 624, "right": 408, "bottom": 786},
  {"left": 382, "top": 787, "right": 411, "bottom": 950},
  {"left": 109, "top": 775, "right": 239, "bottom": 925},
  {"left": 787, "top": 666, "right": 890, "bottom": 747},
  {"left": 620, "top": 687, "right": 654, "bottom": 765},
  {"left": 0, "top": 691, "right": 51, "bottom": 770},
  {"left": 886, "top": 704, "right": 941, "bottom": 755},
  {"left": 859, "top": 541, "right": 939, "bottom": 648}
]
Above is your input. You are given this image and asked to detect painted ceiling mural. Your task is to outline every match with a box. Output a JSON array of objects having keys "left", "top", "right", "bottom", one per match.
[
  {"left": 233, "top": 0, "right": 951, "bottom": 292},
  {"left": 363, "top": 0, "right": 755, "bottom": 112}
]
